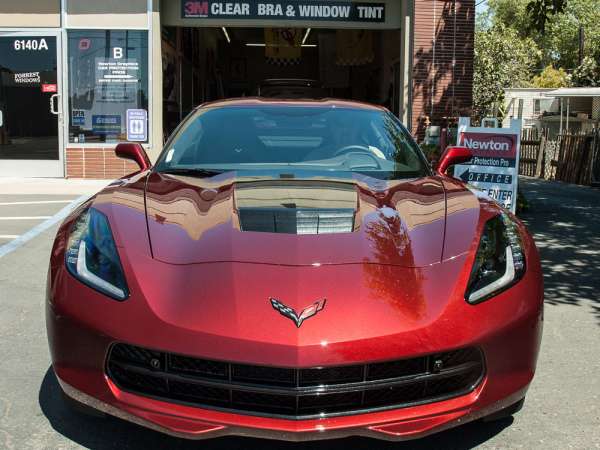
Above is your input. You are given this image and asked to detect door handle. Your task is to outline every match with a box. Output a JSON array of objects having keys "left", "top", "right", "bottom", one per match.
[
  {"left": 50, "top": 94, "right": 60, "bottom": 115},
  {"left": 0, "top": 110, "right": 3, "bottom": 127}
]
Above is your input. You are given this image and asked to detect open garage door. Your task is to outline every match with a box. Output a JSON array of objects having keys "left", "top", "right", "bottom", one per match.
[{"left": 162, "top": 26, "right": 402, "bottom": 138}]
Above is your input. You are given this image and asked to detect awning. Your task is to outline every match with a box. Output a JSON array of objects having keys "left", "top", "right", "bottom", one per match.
[{"left": 545, "top": 87, "right": 600, "bottom": 98}]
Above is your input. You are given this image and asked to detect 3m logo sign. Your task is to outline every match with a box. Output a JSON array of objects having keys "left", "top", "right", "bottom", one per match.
[{"left": 184, "top": 1, "right": 209, "bottom": 17}]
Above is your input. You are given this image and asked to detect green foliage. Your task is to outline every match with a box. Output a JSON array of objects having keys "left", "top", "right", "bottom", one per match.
[
  {"left": 420, "top": 144, "right": 441, "bottom": 165},
  {"left": 474, "top": 25, "right": 540, "bottom": 119},
  {"left": 571, "top": 56, "right": 600, "bottom": 87},
  {"left": 486, "top": 0, "right": 531, "bottom": 33},
  {"left": 487, "top": 0, "right": 600, "bottom": 70},
  {"left": 542, "top": 1, "right": 600, "bottom": 69},
  {"left": 526, "top": 0, "right": 567, "bottom": 33},
  {"left": 531, "top": 65, "right": 571, "bottom": 88}
]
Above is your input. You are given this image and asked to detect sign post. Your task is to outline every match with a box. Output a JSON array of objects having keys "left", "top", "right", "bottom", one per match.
[{"left": 455, "top": 117, "right": 522, "bottom": 213}]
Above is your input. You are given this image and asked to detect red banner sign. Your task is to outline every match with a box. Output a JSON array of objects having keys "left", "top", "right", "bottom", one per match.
[{"left": 41, "top": 83, "right": 57, "bottom": 93}]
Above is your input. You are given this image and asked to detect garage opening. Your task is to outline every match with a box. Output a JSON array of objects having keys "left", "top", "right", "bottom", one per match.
[{"left": 162, "top": 26, "right": 402, "bottom": 138}]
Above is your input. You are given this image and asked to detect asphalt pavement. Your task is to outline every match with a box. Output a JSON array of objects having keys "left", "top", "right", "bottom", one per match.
[{"left": 0, "top": 177, "right": 598, "bottom": 449}]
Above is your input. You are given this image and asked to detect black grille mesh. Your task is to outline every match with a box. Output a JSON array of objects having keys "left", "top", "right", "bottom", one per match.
[{"left": 107, "top": 344, "right": 484, "bottom": 419}]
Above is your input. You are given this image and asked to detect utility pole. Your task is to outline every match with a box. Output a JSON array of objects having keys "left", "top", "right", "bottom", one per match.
[{"left": 579, "top": 26, "right": 585, "bottom": 65}]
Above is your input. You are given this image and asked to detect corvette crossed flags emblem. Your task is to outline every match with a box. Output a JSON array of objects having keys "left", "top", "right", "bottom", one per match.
[{"left": 270, "top": 298, "right": 327, "bottom": 328}]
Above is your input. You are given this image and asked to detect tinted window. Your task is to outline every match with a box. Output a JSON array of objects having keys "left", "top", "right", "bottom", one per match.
[
  {"left": 156, "top": 106, "right": 428, "bottom": 180},
  {"left": 67, "top": 30, "right": 149, "bottom": 144}
]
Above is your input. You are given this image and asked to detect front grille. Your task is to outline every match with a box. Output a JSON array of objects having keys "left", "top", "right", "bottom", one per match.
[{"left": 107, "top": 344, "right": 484, "bottom": 419}]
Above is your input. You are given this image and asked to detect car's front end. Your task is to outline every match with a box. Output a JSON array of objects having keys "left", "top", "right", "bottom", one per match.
[{"left": 47, "top": 99, "right": 543, "bottom": 441}]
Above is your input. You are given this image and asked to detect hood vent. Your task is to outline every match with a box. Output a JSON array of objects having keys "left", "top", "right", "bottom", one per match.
[{"left": 239, "top": 208, "right": 355, "bottom": 235}]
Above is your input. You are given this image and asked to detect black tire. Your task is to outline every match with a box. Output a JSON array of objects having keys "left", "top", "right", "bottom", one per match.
[
  {"left": 483, "top": 398, "right": 525, "bottom": 422},
  {"left": 62, "top": 390, "right": 106, "bottom": 418}
]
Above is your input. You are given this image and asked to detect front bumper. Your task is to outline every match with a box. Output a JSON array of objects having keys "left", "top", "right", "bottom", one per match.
[
  {"left": 47, "top": 292, "right": 542, "bottom": 442},
  {"left": 58, "top": 375, "right": 528, "bottom": 442}
]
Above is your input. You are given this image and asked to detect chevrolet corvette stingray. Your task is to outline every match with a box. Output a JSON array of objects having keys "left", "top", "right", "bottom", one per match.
[{"left": 46, "top": 98, "right": 543, "bottom": 441}]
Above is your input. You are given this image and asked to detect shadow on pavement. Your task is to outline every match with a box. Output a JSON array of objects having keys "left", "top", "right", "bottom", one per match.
[
  {"left": 519, "top": 178, "right": 600, "bottom": 324},
  {"left": 39, "top": 368, "right": 511, "bottom": 450}
]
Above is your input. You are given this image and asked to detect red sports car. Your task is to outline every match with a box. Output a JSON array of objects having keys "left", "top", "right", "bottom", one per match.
[{"left": 46, "top": 99, "right": 543, "bottom": 442}]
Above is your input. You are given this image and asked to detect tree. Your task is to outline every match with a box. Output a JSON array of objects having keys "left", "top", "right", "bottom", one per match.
[
  {"left": 531, "top": 65, "right": 571, "bottom": 88},
  {"left": 527, "top": 0, "right": 567, "bottom": 33},
  {"left": 571, "top": 56, "right": 600, "bottom": 87},
  {"left": 488, "top": 0, "right": 600, "bottom": 70},
  {"left": 474, "top": 25, "right": 540, "bottom": 119}
]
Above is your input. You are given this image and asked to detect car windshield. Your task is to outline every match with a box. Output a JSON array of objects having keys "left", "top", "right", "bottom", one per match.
[{"left": 155, "top": 105, "right": 430, "bottom": 180}]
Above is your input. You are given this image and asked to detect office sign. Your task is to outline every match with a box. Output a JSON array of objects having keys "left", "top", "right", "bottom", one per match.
[
  {"left": 455, "top": 118, "right": 522, "bottom": 213},
  {"left": 182, "top": 1, "right": 385, "bottom": 22}
]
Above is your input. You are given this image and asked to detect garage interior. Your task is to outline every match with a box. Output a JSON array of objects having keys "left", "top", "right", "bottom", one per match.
[{"left": 162, "top": 26, "right": 402, "bottom": 137}]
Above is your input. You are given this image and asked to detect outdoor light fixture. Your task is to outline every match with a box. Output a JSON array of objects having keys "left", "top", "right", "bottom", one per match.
[
  {"left": 221, "top": 27, "right": 231, "bottom": 43},
  {"left": 302, "top": 28, "right": 312, "bottom": 45},
  {"left": 245, "top": 43, "right": 317, "bottom": 48}
]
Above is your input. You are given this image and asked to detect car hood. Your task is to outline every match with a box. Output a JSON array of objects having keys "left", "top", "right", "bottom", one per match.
[
  {"left": 80, "top": 172, "right": 487, "bottom": 357},
  {"left": 140, "top": 171, "right": 481, "bottom": 268}
]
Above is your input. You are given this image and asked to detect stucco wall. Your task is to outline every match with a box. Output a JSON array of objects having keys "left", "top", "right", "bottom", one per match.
[{"left": 0, "top": 0, "right": 60, "bottom": 27}]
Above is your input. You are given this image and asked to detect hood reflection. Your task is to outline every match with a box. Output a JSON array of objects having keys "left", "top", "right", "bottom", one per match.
[
  {"left": 363, "top": 208, "right": 426, "bottom": 320},
  {"left": 141, "top": 172, "right": 452, "bottom": 267}
]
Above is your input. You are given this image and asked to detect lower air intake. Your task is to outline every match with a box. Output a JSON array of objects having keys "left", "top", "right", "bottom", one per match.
[{"left": 107, "top": 344, "right": 484, "bottom": 419}]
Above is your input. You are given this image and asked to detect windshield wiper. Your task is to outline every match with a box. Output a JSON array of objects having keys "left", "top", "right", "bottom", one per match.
[{"left": 159, "top": 168, "right": 226, "bottom": 178}]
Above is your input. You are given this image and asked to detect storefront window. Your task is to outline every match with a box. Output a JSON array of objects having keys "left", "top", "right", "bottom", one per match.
[{"left": 67, "top": 30, "right": 149, "bottom": 144}]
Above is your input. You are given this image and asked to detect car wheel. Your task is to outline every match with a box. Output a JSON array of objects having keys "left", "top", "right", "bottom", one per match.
[
  {"left": 483, "top": 398, "right": 525, "bottom": 422},
  {"left": 62, "top": 390, "right": 106, "bottom": 418}
]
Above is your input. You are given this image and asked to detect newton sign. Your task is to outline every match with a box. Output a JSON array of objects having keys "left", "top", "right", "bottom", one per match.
[{"left": 454, "top": 118, "right": 523, "bottom": 213}]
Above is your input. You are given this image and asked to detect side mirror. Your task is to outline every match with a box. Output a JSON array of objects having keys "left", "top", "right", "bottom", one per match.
[
  {"left": 115, "top": 142, "right": 151, "bottom": 172},
  {"left": 436, "top": 146, "right": 472, "bottom": 176}
]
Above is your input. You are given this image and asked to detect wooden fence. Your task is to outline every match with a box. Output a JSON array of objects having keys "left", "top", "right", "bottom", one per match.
[
  {"left": 518, "top": 128, "right": 600, "bottom": 186},
  {"left": 519, "top": 128, "right": 546, "bottom": 178}
]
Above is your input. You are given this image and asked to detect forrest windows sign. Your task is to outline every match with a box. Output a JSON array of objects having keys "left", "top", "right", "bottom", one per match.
[{"left": 181, "top": 1, "right": 386, "bottom": 22}]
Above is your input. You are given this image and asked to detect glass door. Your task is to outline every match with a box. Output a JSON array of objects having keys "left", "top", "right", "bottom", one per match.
[{"left": 0, "top": 31, "right": 64, "bottom": 177}]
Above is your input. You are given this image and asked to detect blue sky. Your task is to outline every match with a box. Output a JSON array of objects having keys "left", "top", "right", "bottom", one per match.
[{"left": 476, "top": 0, "right": 489, "bottom": 15}]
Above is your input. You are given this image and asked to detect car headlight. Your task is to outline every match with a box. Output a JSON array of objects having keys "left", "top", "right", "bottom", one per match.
[
  {"left": 65, "top": 207, "right": 129, "bottom": 301},
  {"left": 465, "top": 212, "right": 526, "bottom": 304}
]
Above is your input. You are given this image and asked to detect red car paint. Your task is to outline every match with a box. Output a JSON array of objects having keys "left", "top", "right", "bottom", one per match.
[{"left": 46, "top": 100, "right": 543, "bottom": 441}]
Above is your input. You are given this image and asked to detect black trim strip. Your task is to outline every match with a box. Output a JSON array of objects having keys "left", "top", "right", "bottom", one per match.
[{"left": 109, "top": 360, "right": 481, "bottom": 397}]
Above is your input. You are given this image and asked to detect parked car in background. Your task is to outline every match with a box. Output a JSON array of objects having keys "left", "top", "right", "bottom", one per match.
[{"left": 257, "top": 79, "right": 327, "bottom": 99}]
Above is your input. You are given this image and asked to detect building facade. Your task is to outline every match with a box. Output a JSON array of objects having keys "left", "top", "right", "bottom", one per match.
[{"left": 0, "top": 0, "right": 474, "bottom": 178}]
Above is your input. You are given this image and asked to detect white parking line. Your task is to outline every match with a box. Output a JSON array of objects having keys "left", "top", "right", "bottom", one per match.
[
  {"left": 0, "top": 235, "right": 19, "bottom": 239},
  {"left": 0, "top": 195, "right": 90, "bottom": 259},
  {"left": 0, "top": 216, "right": 53, "bottom": 220},
  {"left": 0, "top": 200, "right": 74, "bottom": 206}
]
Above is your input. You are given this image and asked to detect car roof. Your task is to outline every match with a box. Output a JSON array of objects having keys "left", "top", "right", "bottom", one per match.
[{"left": 197, "top": 97, "right": 388, "bottom": 112}]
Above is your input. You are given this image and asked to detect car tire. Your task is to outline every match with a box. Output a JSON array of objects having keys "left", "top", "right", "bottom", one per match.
[
  {"left": 62, "top": 390, "right": 106, "bottom": 418},
  {"left": 483, "top": 398, "right": 525, "bottom": 422}
]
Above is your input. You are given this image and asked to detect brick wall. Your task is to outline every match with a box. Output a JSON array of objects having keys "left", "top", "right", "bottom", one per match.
[
  {"left": 412, "top": 0, "right": 475, "bottom": 139},
  {"left": 66, "top": 147, "right": 139, "bottom": 179}
]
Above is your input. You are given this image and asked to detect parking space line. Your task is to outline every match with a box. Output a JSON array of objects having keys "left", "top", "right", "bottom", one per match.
[
  {"left": 0, "top": 200, "right": 74, "bottom": 206},
  {"left": 0, "top": 216, "right": 53, "bottom": 220},
  {"left": 0, "top": 235, "right": 20, "bottom": 239},
  {"left": 0, "top": 195, "right": 90, "bottom": 259}
]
